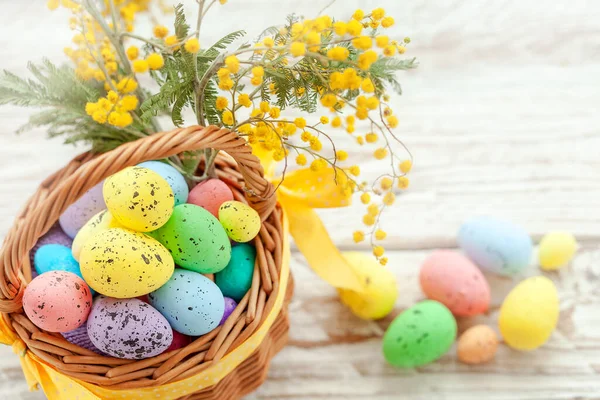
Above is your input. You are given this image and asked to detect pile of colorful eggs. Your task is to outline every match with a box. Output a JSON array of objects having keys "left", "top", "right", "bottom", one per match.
[
  {"left": 25, "top": 161, "right": 262, "bottom": 359},
  {"left": 382, "top": 215, "right": 578, "bottom": 368}
]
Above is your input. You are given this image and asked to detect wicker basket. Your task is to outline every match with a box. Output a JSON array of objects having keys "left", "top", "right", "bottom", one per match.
[{"left": 0, "top": 126, "right": 293, "bottom": 400}]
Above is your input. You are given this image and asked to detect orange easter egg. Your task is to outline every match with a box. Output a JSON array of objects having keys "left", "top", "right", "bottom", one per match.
[{"left": 457, "top": 325, "right": 499, "bottom": 364}]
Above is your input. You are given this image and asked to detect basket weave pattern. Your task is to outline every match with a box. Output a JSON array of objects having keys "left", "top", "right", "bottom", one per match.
[{"left": 0, "top": 126, "right": 291, "bottom": 398}]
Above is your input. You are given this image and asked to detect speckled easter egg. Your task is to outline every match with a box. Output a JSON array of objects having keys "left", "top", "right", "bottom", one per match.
[
  {"left": 150, "top": 204, "right": 231, "bottom": 274},
  {"left": 188, "top": 179, "right": 234, "bottom": 217},
  {"left": 149, "top": 270, "right": 224, "bottom": 336},
  {"left": 61, "top": 324, "right": 103, "bottom": 354},
  {"left": 138, "top": 161, "right": 189, "bottom": 206},
  {"left": 457, "top": 325, "right": 499, "bottom": 365},
  {"left": 215, "top": 244, "right": 255, "bottom": 302},
  {"left": 23, "top": 271, "right": 92, "bottom": 332},
  {"left": 419, "top": 250, "right": 490, "bottom": 316},
  {"left": 80, "top": 228, "right": 174, "bottom": 298},
  {"left": 538, "top": 232, "right": 578, "bottom": 271},
  {"left": 337, "top": 252, "right": 398, "bottom": 320},
  {"left": 499, "top": 276, "right": 559, "bottom": 351},
  {"left": 103, "top": 166, "right": 174, "bottom": 232},
  {"left": 218, "top": 201, "right": 261, "bottom": 243},
  {"left": 59, "top": 181, "right": 106, "bottom": 238},
  {"left": 220, "top": 297, "right": 238, "bottom": 326},
  {"left": 87, "top": 297, "right": 173, "bottom": 359},
  {"left": 383, "top": 300, "right": 457, "bottom": 368},
  {"left": 72, "top": 210, "right": 122, "bottom": 261},
  {"left": 458, "top": 216, "right": 533, "bottom": 276},
  {"left": 166, "top": 330, "right": 192, "bottom": 352},
  {"left": 30, "top": 224, "right": 73, "bottom": 274}
]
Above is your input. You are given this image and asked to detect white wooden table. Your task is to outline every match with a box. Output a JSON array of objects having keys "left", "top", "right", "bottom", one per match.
[{"left": 1, "top": 1, "right": 600, "bottom": 399}]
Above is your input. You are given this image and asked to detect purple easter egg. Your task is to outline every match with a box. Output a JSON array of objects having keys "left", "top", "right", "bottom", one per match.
[
  {"left": 59, "top": 181, "right": 106, "bottom": 238},
  {"left": 30, "top": 224, "right": 73, "bottom": 278},
  {"left": 87, "top": 296, "right": 173, "bottom": 359},
  {"left": 61, "top": 324, "right": 103, "bottom": 354},
  {"left": 220, "top": 297, "right": 238, "bottom": 326}
]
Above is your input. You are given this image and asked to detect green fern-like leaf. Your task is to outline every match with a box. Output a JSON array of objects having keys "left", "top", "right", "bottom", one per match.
[{"left": 174, "top": 3, "right": 190, "bottom": 40}]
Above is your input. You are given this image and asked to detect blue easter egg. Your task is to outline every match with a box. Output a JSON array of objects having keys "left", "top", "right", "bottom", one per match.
[
  {"left": 34, "top": 244, "right": 95, "bottom": 294},
  {"left": 215, "top": 243, "right": 255, "bottom": 302},
  {"left": 458, "top": 216, "right": 533, "bottom": 276},
  {"left": 137, "top": 161, "right": 189, "bottom": 205},
  {"left": 148, "top": 270, "right": 224, "bottom": 336}
]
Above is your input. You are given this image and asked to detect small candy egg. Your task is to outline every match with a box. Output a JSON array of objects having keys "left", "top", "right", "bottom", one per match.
[
  {"left": 103, "top": 166, "right": 174, "bottom": 232},
  {"left": 220, "top": 297, "right": 238, "bottom": 326},
  {"left": 61, "top": 324, "right": 103, "bottom": 355},
  {"left": 166, "top": 330, "right": 192, "bottom": 352},
  {"left": 150, "top": 204, "right": 231, "bottom": 274},
  {"left": 23, "top": 271, "right": 92, "bottom": 332},
  {"left": 499, "top": 276, "right": 559, "bottom": 351},
  {"left": 538, "top": 231, "right": 578, "bottom": 271},
  {"left": 188, "top": 178, "right": 234, "bottom": 217},
  {"left": 149, "top": 270, "right": 224, "bottom": 336},
  {"left": 137, "top": 161, "right": 189, "bottom": 206},
  {"left": 383, "top": 300, "right": 457, "bottom": 368},
  {"left": 72, "top": 210, "right": 122, "bottom": 261},
  {"left": 87, "top": 296, "right": 173, "bottom": 359},
  {"left": 30, "top": 224, "right": 73, "bottom": 272},
  {"left": 218, "top": 201, "right": 261, "bottom": 243},
  {"left": 338, "top": 252, "right": 398, "bottom": 320},
  {"left": 419, "top": 250, "right": 490, "bottom": 316},
  {"left": 458, "top": 216, "right": 533, "bottom": 276},
  {"left": 457, "top": 325, "right": 498, "bottom": 365},
  {"left": 59, "top": 181, "right": 106, "bottom": 238},
  {"left": 80, "top": 227, "right": 174, "bottom": 298},
  {"left": 215, "top": 244, "right": 255, "bottom": 302}
]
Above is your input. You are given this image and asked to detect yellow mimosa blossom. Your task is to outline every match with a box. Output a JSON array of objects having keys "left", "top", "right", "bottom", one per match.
[
  {"left": 380, "top": 177, "right": 393, "bottom": 189},
  {"left": 320, "top": 116, "right": 329, "bottom": 124},
  {"left": 132, "top": 59, "right": 149, "bottom": 73},
  {"left": 333, "top": 21, "right": 347, "bottom": 35},
  {"left": 165, "top": 35, "right": 178, "bottom": 47},
  {"left": 381, "top": 16, "right": 395, "bottom": 28},
  {"left": 263, "top": 37, "right": 274, "bottom": 48},
  {"left": 215, "top": 96, "right": 228, "bottom": 111},
  {"left": 349, "top": 165, "right": 361, "bottom": 176},
  {"left": 225, "top": 55, "right": 240, "bottom": 73},
  {"left": 184, "top": 38, "right": 200, "bottom": 53},
  {"left": 120, "top": 95, "right": 138, "bottom": 111},
  {"left": 397, "top": 176, "right": 410, "bottom": 189},
  {"left": 327, "top": 46, "right": 350, "bottom": 61},
  {"left": 352, "top": 9, "right": 365, "bottom": 20},
  {"left": 373, "top": 245, "right": 384, "bottom": 257},
  {"left": 296, "top": 154, "right": 307, "bottom": 166},
  {"left": 360, "top": 192, "right": 371, "bottom": 204},
  {"left": 147, "top": 53, "right": 164, "bottom": 70},
  {"left": 352, "top": 36, "right": 373, "bottom": 50},
  {"left": 399, "top": 160, "right": 412, "bottom": 173},
  {"left": 126, "top": 46, "right": 139, "bottom": 60},
  {"left": 238, "top": 93, "right": 252, "bottom": 107},
  {"left": 346, "top": 19, "right": 363, "bottom": 36},
  {"left": 365, "top": 133, "right": 378, "bottom": 143},
  {"left": 336, "top": 150, "right": 348, "bottom": 161},
  {"left": 353, "top": 231, "right": 365, "bottom": 243},
  {"left": 383, "top": 192, "right": 395, "bottom": 206},
  {"left": 222, "top": 110, "right": 234, "bottom": 125},
  {"left": 290, "top": 42, "right": 306, "bottom": 57},
  {"left": 363, "top": 214, "right": 376, "bottom": 226},
  {"left": 376, "top": 35, "right": 389, "bottom": 48},
  {"left": 331, "top": 116, "right": 342, "bottom": 127},
  {"left": 153, "top": 25, "right": 169, "bottom": 38},
  {"left": 375, "top": 229, "right": 387, "bottom": 240}
]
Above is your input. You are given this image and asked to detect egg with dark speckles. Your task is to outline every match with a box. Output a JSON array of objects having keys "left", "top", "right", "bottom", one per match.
[
  {"left": 188, "top": 178, "right": 234, "bottom": 217},
  {"left": 150, "top": 204, "right": 231, "bottom": 274},
  {"left": 218, "top": 201, "right": 261, "bottom": 243},
  {"left": 34, "top": 244, "right": 95, "bottom": 295},
  {"left": 80, "top": 227, "right": 174, "bottom": 298},
  {"left": 23, "top": 271, "right": 92, "bottom": 332},
  {"left": 148, "top": 269, "right": 224, "bottom": 336},
  {"left": 59, "top": 181, "right": 106, "bottom": 238},
  {"left": 215, "top": 243, "right": 255, "bottom": 302},
  {"left": 137, "top": 161, "right": 189, "bottom": 206},
  {"left": 87, "top": 296, "right": 173, "bottom": 359},
  {"left": 72, "top": 210, "right": 122, "bottom": 261},
  {"left": 104, "top": 166, "right": 175, "bottom": 232}
]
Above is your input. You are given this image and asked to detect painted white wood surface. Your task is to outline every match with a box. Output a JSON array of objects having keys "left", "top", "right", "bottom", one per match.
[{"left": 0, "top": 1, "right": 599, "bottom": 399}]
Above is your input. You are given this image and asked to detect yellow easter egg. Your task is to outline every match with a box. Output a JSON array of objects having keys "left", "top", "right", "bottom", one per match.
[
  {"left": 80, "top": 227, "right": 174, "bottom": 298},
  {"left": 337, "top": 252, "right": 398, "bottom": 320},
  {"left": 72, "top": 210, "right": 122, "bottom": 261},
  {"left": 103, "top": 166, "right": 175, "bottom": 232},
  {"left": 498, "top": 276, "right": 559, "bottom": 351},
  {"left": 538, "top": 232, "right": 577, "bottom": 271},
  {"left": 218, "top": 201, "right": 261, "bottom": 243}
]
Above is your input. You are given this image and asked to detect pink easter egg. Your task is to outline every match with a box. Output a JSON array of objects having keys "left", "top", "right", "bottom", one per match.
[
  {"left": 166, "top": 329, "right": 192, "bottom": 352},
  {"left": 187, "top": 179, "right": 234, "bottom": 218},
  {"left": 23, "top": 271, "right": 92, "bottom": 332},
  {"left": 419, "top": 250, "right": 490, "bottom": 316}
]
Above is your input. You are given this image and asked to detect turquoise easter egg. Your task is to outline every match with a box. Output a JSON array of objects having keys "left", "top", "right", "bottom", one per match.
[
  {"left": 137, "top": 161, "right": 189, "bottom": 206},
  {"left": 33, "top": 244, "right": 93, "bottom": 295},
  {"left": 150, "top": 204, "right": 231, "bottom": 273},
  {"left": 458, "top": 216, "right": 533, "bottom": 276},
  {"left": 149, "top": 270, "right": 225, "bottom": 336},
  {"left": 215, "top": 243, "right": 255, "bottom": 302},
  {"left": 383, "top": 300, "right": 457, "bottom": 368}
]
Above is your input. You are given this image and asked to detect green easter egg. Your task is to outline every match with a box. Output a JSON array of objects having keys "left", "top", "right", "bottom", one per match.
[
  {"left": 218, "top": 201, "right": 261, "bottom": 243},
  {"left": 150, "top": 204, "right": 231, "bottom": 273},
  {"left": 383, "top": 300, "right": 457, "bottom": 368},
  {"left": 215, "top": 244, "right": 256, "bottom": 302}
]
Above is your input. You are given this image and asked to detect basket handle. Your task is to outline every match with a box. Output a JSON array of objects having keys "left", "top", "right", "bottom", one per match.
[{"left": 0, "top": 126, "right": 276, "bottom": 313}]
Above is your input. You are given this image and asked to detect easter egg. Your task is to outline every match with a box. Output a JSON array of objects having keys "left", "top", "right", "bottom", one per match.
[
  {"left": 458, "top": 216, "right": 533, "bottom": 276},
  {"left": 218, "top": 201, "right": 261, "bottom": 243},
  {"left": 80, "top": 227, "right": 174, "bottom": 298},
  {"left": 220, "top": 297, "right": 238, "bottom": 326},
  {"left": 72, "top": 210, "right": 122, "bottom": 261},
  {"left": 383, "top": 300, "right": 457, "bottom": 368},
  {"left": 215, "top": 244, "right": 255, "bottom": 302},
  {"left": 30, "top": 224, "right": 73, "bottom": 273},
  {"left": 188, "top": 179, "right": 234, "bottom": 217},
  {"left": 103, "top": 166, "right": 174, "bottom": 232},
  {"left": 59, "top": 181, "right": 106, "bottom": 238},
  {"left": 499, "top": 276, "right": 559, "bottom": 351},
  {"left": 149, "top": 270, "right": 224, "bottom": 336},
  {"left": 166, "top": 330, "right": 192, "bottom": 352},
  {"left": 87, "top": 297, "right": 173, "bottom": 359},
  {"left": 61, "top": 324, "right": 103, "bottom": 354},
  {"left": 150, "top": 204, "right": 231, "bottom": 274},
  {"left": 23, "top": 271, "right": 92, "bottom": 332},
  {"left": 419, "top": 250, "right": 490, "bottom": 316},
  {"left": 538, "top": 232, "right": 578, "bottom": 270},
  {"left": 338, "top": 252, "right": 398, "bottom": 320},
  {"left": 34, "top": 244, "right": 81, "bottom": 277},
  {"left": 457, "top": 325, "right": 498, "bottom": 365},
  {"left": 138, "top": 161, "right": 189, "bottom": 206}
]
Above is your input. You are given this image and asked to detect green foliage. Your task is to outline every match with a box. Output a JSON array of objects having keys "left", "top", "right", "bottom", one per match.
[
  {"left": 369, "top": 57, "right": 418, "bottom": 95},
  {"left": 174, "top": 3, "right": 190, "bottom": 40}
]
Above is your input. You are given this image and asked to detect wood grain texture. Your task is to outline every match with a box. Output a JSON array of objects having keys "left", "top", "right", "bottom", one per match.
[{"left": 1, "top": 0, "right": 599, "bottom": 399}]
